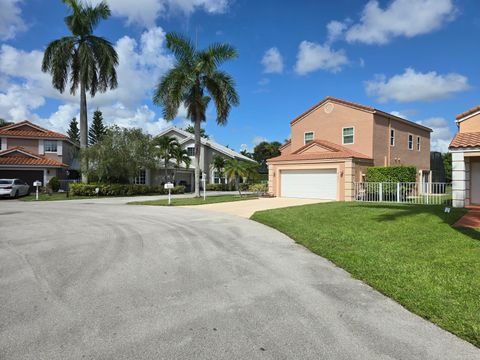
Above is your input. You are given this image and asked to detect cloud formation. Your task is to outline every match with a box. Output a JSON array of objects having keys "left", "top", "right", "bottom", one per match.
[
  {"left": 261, "top": 47, "right": 284, "bottom": 74},
  {"left": 0, "top": 0, "right": 27, "bottom": 40},
  {"left": 294, "top": 41, "right": 348, "bottom": 75}
]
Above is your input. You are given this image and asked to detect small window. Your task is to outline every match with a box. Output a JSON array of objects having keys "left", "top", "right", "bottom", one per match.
[
  {"left": 342, "top": 127, "right": 354, "bottom": 144},
  {"left": 213, "top": 171, "right": 225, "bottom": 184},
  {"left": 416, "top": 136, "right": 421, "bottom": 151},
  {"left": 304, "top": 132, "right": 314, "bottom": 144},
  {"left": 44, "top": 140, "right": 57, "bottom": 152},
  {"left": 390, "top": 129, "right": 395, "bottom": 146},
  {"left": 408, "top": 134, "right": 413, "bottom": 150},
  {"left": 134, "top": 169, "right": 146, "bottom": 185},
  {"left": 187, "top": 147, "right": 195, "bottom": 157}
]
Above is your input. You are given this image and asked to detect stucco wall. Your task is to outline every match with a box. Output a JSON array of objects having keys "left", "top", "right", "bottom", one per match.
[
  {"left": 5, "top": 138, "right": 39, "bottom": 153},
  {"left": 459, "top": 113, "right": 480, "bottom": 132}
]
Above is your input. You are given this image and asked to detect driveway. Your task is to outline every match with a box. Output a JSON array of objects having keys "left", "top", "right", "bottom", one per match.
[
  {"left": 0, "top": 201, "right": 478, "bottom": 359},
  {"left": 184, "top": 197, "right": 326, "bottom": 218}
]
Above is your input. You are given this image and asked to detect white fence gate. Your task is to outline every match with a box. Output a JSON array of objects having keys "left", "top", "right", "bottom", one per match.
[{"left": 354, "top": 182, "right": 451, "bottom": 205}]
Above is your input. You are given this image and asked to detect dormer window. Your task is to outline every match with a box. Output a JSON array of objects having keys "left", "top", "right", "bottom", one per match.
[
  {"left": 342, "top": 127, "right": 354, "bottom": 145},
  {"left": 304, "top": 132, "right": 314, "bottom": 144}
]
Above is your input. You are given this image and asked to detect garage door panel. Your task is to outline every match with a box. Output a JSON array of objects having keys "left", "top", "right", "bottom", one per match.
[
  {"left": 0, "top": 170, "right": 43, "bottom": 190},
  {"left": 281, "top": 169, "right": 337, "bottom": 200}
]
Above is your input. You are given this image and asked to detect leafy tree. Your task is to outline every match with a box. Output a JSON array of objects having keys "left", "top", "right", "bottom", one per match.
[
  {"left": 67, "top": 117, "right": 80, "bottom": 143},
  {"left": 171, "top": 146, "right": 191, "bottom": 183},
  {"left": 240, "top": 149, "right": 253, "bottom": 159},
  {"left": 154, "top": 135, "right": 180, "bottom": 182},
  {"left": 224, "top": 159, "right": 248, "bottom": 196},
  {"left": 89, "top": 109, "right": 106, "bottom": 144},
  {"left": 253, "top": 141, "right": 281, "bottom": 164},
  {"left": 212, "top": 155, "right": 226, "bottom": 183},
  {"left": 185, "top": 125, "right": 209, "bottom": 139},
  {"left": 82, "top": 126, "right": 157, "bottom": 183},
  {"left": 153, "top": 32, "right": 239, "bottom": 197},
  {"left": 443, "top": 152, "right": 452, "bottom": 183},
  {"left": 42, "top": 0, "right": 118, "bottom": 182},
  {"left": 0, "top": 119, "right": 14, "bottom": 128}
]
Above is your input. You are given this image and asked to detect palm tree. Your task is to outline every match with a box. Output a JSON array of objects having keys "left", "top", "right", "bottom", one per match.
[
  {"left": 171, "top": 146, "right": 191, "bottom": 184},
  {"left": 224, "top": 159, "right": 248, "bottom": 196},
  {"left": 153, "top": 33, "right": 239, "bottom": 197},
  {"left": 212, "top": 155, "right": 226, "bottom": 184},
  {"left": 42, "top": 0, "right": 118, "bottom": 183},
  {"left": 154, "top": 135, "right": 179, "bottom": 182}
]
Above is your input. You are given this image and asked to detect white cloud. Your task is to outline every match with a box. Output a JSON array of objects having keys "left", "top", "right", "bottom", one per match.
[
  {"left": 326, "top": 20, "right": 348, "bottom": 44},
  {"left": 390, "top": 110, "right": 408, "bottom": 119},
  {"left": 252, "top": 136, "right": 268, "bottom": 146},
  {"left": 294, "top": 41, "right": 348, "bottom": 75},
  {"left": 0, "top": 0, "right": 27, "bottom": 40},
  {"left": 365, "top": 68, "right": 470, "bottom": 103},
  {"left": 344, "top": 0, "right": 456, "bottom": 45},
  {"left": 416, "top": 117, "right": 453, "bottom": 152},
  {"left": 261, "top": 47, "right": 284, "bottom": 74}
]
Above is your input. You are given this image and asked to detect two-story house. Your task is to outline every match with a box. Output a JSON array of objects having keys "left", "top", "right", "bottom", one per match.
[
  {"left": 449, "top": 105, "right": 480, "bottom": 207},
  {"left": 267, "top": 97, "right": 432, "bottom": 200},
  {"left": 0, "top": 121, "right": 79, "bottom": 188}
]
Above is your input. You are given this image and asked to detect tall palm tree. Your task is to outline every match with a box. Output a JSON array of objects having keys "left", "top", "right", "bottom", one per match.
[
  {"left": 154, "top": 135, "right": 179, "bottom": 182},
  {"left": 153, "top": 33, "right": 239, "bottom": 197},
  {"left": 224, "top": 159, "right": 248, "bottom": 196},
  {"left": 171, "top": 146, "right": 191, "bottom": 184},
  {"left": 212, "top": 155, "right": 226, "bottom": 184},
  {"left": 42, "top": 0, "right": 118, "bottom": 183}
]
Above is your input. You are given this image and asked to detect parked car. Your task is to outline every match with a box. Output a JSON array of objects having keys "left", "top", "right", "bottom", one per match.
[{"left": 0, "top": 179, "right": 30, "bottom": 198}]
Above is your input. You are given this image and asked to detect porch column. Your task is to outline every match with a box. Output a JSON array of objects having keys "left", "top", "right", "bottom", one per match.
[
  {"left": 344, "top": 160, "right": 354, "bottom": 201},
  {"left": 452, "top": 152, "right": 466, "bottom": 208}
]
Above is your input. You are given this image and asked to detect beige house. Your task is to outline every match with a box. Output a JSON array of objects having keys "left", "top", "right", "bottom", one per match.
[
  {"left": 0, "top": 121, "right": 78, "bottom": 187},
  {"left": 449, "top": 105, "right": 480, "bottom": 207},
  {"left": 268, "top": 97, "right": 432, "bottom": 200}
]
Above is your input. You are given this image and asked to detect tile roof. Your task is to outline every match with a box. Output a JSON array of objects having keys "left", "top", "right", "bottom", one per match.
[
  {"left": 268, "top": 139, "right": 372, "bottom": 162},
  {"left": 449, "top": 132, "right": 480, "bottom": 149},
  {"left": 0, "top": 147, "right": 67, "bottom": 167},
  {"left": 456, "top": 105, "right": 480, "bottom": 120},
  {"left": 0, "top": 120, "right": 68, "bottom": 139}
]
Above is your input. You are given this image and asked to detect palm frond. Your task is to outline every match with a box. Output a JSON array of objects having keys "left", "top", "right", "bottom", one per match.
[
  {"left": 203, "top": 70, "right": 239, "bottom": 125},
  {"left": 165, "top": 32, "right": 196, "bottom": 64},
  {"left": 197, "top": 43, "right": 238, "bottom": 73},
  {"left": 42, "top": 36, "right": 77, "bottom": 93}
]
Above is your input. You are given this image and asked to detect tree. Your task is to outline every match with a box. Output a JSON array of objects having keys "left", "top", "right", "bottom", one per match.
[
  {"left": 171, "top": 146, "right": 191, "bottom": 183},
  {"left": 82, "top": 126, "right": 157, "bottom": 183},
  {"left": 42, "top": 0, "right": 118, "bottom": 183},
  {"left": 185, "top": 125, "right": 209, "bottom": 139},
  {"left": 253, "top": 141, "right": 281, "bottom": 164},
  {"left": 212, "top": 155, "right": 226, "bottom": 183},
  {"left": 224, "top": 159, "right": 248, "bottom": 196},
  {"left": 89, "top": 109, "right": 106, "bottom": 145},
  {"left": 0, "top": 119, "right": 14, "bottom": 128},
  {"left": 443, "top": 152, "right": 452, "bottom": 183},
  {"left": 240, "top": 149, "right": 253, "bottom": 159},
  {"left": 153, "top": 32, "right": 239, "bottom": 197},
  {"left": 67, "top": 117, "right": 80, "bottom": 143},
  {"left": 154, "top": 135, "right": 180, "bottom": 182}
]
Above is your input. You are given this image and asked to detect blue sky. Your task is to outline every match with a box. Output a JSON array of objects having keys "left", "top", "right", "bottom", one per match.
[{"left": 0, "top": 0, "right": 479, "bottom": 152}]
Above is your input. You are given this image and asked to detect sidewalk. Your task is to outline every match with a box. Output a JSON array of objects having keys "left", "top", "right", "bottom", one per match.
[{"left": 453, "top": 206, "right": 480, "bottom": 228}]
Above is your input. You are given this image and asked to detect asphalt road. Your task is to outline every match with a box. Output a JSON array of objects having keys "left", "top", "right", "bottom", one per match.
[{"left": 0, "top": 200, "right": 478, "bottom": 359}]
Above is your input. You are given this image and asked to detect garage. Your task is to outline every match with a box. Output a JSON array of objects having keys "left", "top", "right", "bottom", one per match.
[
  {"left": 280, "top": 169, "right": 337, "bottom": 199},
  {"left": 0, "top": 169, "right": 43, "bottom": 190}
]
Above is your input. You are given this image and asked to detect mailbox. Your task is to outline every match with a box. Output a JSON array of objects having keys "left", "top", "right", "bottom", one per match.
[
  {"left": 33, "top": 181, "right": 42, "bottom": 187},
  {"left": 164, "top": 182, "right": 174, "bottom": 189}
]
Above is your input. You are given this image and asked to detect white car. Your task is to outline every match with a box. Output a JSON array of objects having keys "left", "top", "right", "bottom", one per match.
[{"left": 0, "top": 178, "right": 31, "bottom": 198}]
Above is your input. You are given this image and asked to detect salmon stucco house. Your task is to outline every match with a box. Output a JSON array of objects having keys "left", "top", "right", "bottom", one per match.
[
  {"left": 267, "top": 97, "right": 432, "bottom": 200},
  {"left": 449, "top": 105, "right": 480, "bottom": 207}
]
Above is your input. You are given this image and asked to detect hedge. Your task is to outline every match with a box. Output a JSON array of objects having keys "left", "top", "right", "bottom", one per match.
[
  {"left": 70, "top": 183, "right": 185, "bottom": 197},
  {"left": 206, "top": 183, "right": 231, "bottom": 191},
  {"left": 366, "top": 166, "right": 417, "bottom": 183}
]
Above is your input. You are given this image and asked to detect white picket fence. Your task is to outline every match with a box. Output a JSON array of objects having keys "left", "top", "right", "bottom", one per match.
[{"left": 354, "top": 182, "right": 451, "bottom": 205}]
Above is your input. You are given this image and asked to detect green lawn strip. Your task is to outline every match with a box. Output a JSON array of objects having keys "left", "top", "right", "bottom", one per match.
[
  {"left": 251, "top": 202, "right": 480, "bottom": 347},
  {"left": 19, "top": 192, "right": 167, "bottom": 202},
  {"left": 128, "top": 194, "right": 257, "bottom": 206}
]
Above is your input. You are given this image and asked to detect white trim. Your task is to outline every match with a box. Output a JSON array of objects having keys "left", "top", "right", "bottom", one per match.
[
  {"left": 57, "top": 140, "right": 63, "bottom": 156},
  {"left": 450, "top": 147, "right": 480, "bottom": 153},
  {"left": 38, "top": 139, "right": 44, "bottom": 155},
  {"left": 456, "top": 109, "right": 480, "bottom": 123},
  {"left": 390, "top": 129, "right": 395, "bottom": 147},
  {"left": 407, "top": 133, "right": 414, "bottom": 151},
  {"left": 0, "top": 138, "right": 6, "bottom": 150},
  {"left": 304, "top": 131, "right": 314, "bottom": 145},
  {"left": 342, "top": 126, "right": 355, "bottom": 145}
]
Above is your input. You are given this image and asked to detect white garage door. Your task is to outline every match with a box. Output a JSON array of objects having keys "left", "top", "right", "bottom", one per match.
[{"left": 281, "top": 169, "right": 337, "bottom": 199}]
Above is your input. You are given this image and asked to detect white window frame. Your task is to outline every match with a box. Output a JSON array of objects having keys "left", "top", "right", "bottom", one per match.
[
  {"left": 304, "top": 131, "right": 314, "bottom": 145},
  {"left": 416, "top": 136, "right": 421, "bottom": 151},
  {"left": 342, "top": 126, "right": 354, "bottom": 145},
  {"left": 390, "top": 129, "right": 395, "bottom": 147},
  {"left": 212, "top": 170, "right": 226, "bottom": 184},
  {"left": 134, "top": 169, "right": 146, "bottom": 185},
  {"left": 44, "top": 140, "right": 58, "bottom": 153},
  {"left": 187, "top": 146, "right": 195, "bottom": 157},
  {"left": 408, "top": 134, "right": 414, "bottom": 150}
]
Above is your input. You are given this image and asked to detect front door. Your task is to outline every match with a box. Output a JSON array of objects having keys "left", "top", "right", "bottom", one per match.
[{"left": 470, "top": 161, "right": 480, "bottom": 204}]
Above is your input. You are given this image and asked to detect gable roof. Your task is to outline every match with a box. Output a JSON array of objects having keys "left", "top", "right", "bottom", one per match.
[
  {"left": 0, "top": 120, "right": 70, "bottom": 140},
  {"left": 268, "top": 139, "right": 372, "bottom": 162},
  {"left": 449, "top": 132, "right": 480, "bottom": 149},
  {"left": 156, "top": 126, "right": 256, "bottom": 162},
  {"left": 0, "top": 147, "right": 68, "bottom": 167},
  {"left": 456, "top": 105, "right": 480, "bottom": 121},
  {"left": 289, "top": 96, "right": 432, "bottom": 132}
]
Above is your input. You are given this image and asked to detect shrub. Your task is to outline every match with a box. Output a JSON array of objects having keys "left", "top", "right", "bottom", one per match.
[
  {"left": 366, "top": 166, "right": 417, "bottom": 183},
  {"left": 69, "top": 183, "right": 186, "bottom": 197},
  {"left": 206, "top": 183, "right": 231, "bottom": 191},
  {"left": 249, "top": 183, "right": 268, "bottom": 193},
  {"left": 47, "top": 176, "right": 60, "bottom": 192},
  {"left": 239, "top": 183, "right": 250, "bottom": 191}
]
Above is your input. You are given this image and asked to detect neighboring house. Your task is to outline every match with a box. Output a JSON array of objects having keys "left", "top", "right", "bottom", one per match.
[
  {"left": 267, "top": 97, "right": 432, "bottom": 200},
  {"left": 449, "top": 105, "right": 480, "bottom": 207},
  {"left": 0, "top": 121, "right": 79, "bottom": 187},
  {"left": 139, "top": 126, "right": 255, "bottom": 191}
]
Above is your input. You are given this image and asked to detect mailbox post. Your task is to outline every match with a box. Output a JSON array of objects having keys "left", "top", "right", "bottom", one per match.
[
  {"left": 33, "top": 180, "right": 42, "bottom": 201},
  {"left": 164, "top": 182, "right": 174, "bottom": 205},
  {"left": 202, "top": 172, "right": 206, "bottom": 200}
]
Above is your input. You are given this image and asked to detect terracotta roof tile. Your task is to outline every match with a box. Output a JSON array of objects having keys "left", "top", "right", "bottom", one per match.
[
  {"left": 0, "top": 147, "right": 67, "bottom": 167},
  {"left": 456, "top": 105, "right": 480, "bottom": 120},
  {"left": 449, "top": 132, "right": 480, "bottom": 149},
  {"left": 0, "top": 120, "right": 68, "bottom": 139}
]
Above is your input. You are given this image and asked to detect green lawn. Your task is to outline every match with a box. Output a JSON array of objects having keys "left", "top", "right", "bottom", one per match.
[
  {"left": 251, "top": 202, "right": 480, "bottom": 347},
  {"left": 19, "top": 193, "right": 98, "bottom": 201},
  {"left": 129, "top": 194, "right": 257, "bottom": 206}
]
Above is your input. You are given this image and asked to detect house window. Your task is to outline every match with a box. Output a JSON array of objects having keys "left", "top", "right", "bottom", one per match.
[
  {"left": 304, "top": 132, "right": 314, "bottom": 144},
  {"left": 408, "top": 134, "right": 413, "bottom": 150},
  {"left": 213, "top": 171, "right": 225, "bottom": 184},
  {"left": 44, "top": 140, "right": 57, "bottom": 152},
  {"left": 390, "top": 129, "right": 395, "bottom": 146},
  {"left": 342, "top": 127, "right": 354, "bottom": 144},
  {"left": 187, "top": 147, "right": 195, "bottom": 157},
  {"left": 416, "top": 136, "right": 421, "bottom": 151},
  {"left": 134, "top": 169, "right": 146, "bottom": 184}
]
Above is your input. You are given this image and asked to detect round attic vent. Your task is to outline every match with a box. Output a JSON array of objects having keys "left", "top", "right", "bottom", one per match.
[{"left": 324, "top": 103, "right": 334, "bottom": 113}]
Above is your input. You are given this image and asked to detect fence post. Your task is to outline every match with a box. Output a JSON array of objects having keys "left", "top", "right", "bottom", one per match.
[
  {"left": 396, "top": 182, "right": 400, "bottom": 203},
  {"left": 379, "top": 183, "right": 383, "bottom": 202}
]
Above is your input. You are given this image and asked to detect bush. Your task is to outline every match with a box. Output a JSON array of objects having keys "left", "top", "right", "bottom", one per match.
[
  {"left": 366, "top": 166, "right": 417, "bottom": 183},
  {"left": 249, "top": 183, "right": 268, "bottom": 193},
  {"left": 206, "top": 183, "right": 231, "bottom": 191},
  {"left": 69, "top": 183, "right": 185, "bottom": 197},
  {"left": 47, "top": 176, "right": 60, "bottom": 192},
  {"left": 239, "top": 183, "right": 250, "bottom": 191}
]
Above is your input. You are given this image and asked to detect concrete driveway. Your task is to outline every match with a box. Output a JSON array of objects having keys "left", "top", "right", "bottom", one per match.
[
  {"left": 184, "top": 197, "right": 326, "bottom": 218},
  {"left": 0, "top": 201, "right": 478, "bottom": 359}
]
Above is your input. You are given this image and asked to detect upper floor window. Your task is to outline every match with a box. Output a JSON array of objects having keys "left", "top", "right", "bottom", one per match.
[
  {"left": 304, "top": 132, "right": 314, "bottom": 144},
  {"left": 187, "top": 147, "right": 195, "bottom": 157},
  {"left": 342, "top": 127, "right": 354, "bottom": 145},
  {"left": 408, "top": 134, "right": 413, "bottom": 150},
  {"left": 44, "top": 140, "right": 57, "bottom": 152},
  {"left": 416, "top": 136, "right": 421, "bottom": 151},
  {"left": 390, "top": 129, "right": 395, "bottom": 146}
]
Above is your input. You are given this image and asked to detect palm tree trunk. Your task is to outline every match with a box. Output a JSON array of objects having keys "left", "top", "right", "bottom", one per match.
[
  {"left": 194, "top": 113, "right": 201, "bottom": 197},
  {"left": 80, "top": 81, "right": 88, "bottom": 183},
  {"left": 237, "top": 175, "right": 242, "bottom": 196}
]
